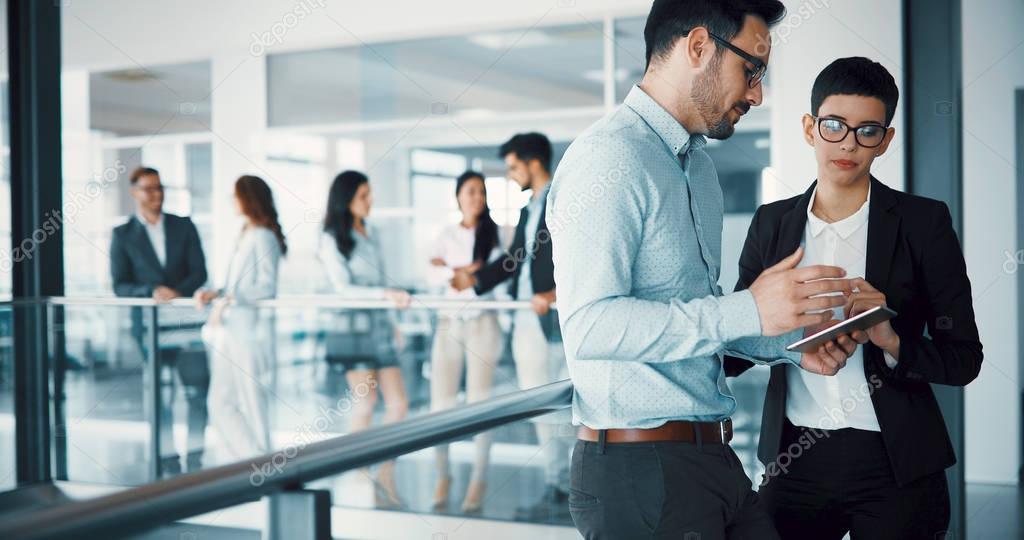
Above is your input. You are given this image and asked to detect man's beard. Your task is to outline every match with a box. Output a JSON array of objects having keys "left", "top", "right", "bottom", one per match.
[{"left": 691, "top": 53, "right": 735, "bottom": 140}]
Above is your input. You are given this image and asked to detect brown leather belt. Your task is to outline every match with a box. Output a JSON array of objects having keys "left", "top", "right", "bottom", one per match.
[{"left": 578, "top": 418, "right": 733, "bottom": 445}]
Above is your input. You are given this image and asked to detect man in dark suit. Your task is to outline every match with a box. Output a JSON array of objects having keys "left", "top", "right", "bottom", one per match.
[
  {"left": 726, "top": 58, "right": 982, "bottom": 539},
  {"left": 450, "top": 133, "right": 569, "bottom": 522},
  {"left": 111, "top": 166, "right": 210, "bottom": 476}
]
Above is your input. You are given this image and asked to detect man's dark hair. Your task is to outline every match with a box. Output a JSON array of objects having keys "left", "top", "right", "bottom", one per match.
[
  {"left": 130, "top": 166, "right": 160, "bottom": 185},
  {"left": 498, "top": 132, "right": 552, "bottom": 173},
  {"left": 644, "top": 0, "right": 786, "bottom": 70},
  {"left": 811, "top": 57, "right": 900, "bottom": 126}
]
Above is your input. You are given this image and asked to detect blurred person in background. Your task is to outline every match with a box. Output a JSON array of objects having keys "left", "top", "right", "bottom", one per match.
[
  {"left": 426, "top": 170, "right": 505, "bottom": 514},
  {"left": 450, "top": 133, "right": 571, "bottom": 523},
  {"left": 318, "top": 170, "right": 411, "bottom": 509},
  {"left": 110, "top": 165, "right": 209, "bottom": 476},
  {"left": 195, "top": 175, "right": 286, "bottom": 462}
]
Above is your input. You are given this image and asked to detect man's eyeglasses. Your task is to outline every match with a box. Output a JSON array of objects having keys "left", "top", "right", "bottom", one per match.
[
  {"left": 707, "top": 31, "right": 767, "bottom": 88},
  {"left": 813, "top": 116, "right": 888, "bottom": 148}
]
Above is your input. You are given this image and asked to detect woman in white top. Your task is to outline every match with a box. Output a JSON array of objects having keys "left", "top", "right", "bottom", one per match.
[
  {"left": 318, "top": 170, "right": 411, "bottom": 509},
  {"left": 427, "top": 171, "right": 504, "bottom": 514},
  {"left": 195, "top": 175, "right": 286, "bottom": 462}
]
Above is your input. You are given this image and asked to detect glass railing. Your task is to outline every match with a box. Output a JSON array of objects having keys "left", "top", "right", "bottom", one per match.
[{"left": 0, "top": 295, "right": 774, "bottom": 538}]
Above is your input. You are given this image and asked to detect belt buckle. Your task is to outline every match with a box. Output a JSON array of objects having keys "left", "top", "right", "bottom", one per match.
[{"left": 720, "top": 418, "right": 732, "bottom": 444}]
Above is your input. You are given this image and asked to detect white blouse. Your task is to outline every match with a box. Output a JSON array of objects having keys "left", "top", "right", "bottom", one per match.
[{"left": 427, "top": 222, "right": 505, "bottom": 319}]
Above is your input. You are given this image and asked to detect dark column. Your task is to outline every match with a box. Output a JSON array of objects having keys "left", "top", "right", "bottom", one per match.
[
  {"left": 904, "top": 0, "right": 964, "bottom": 537},
  {"left": 8, "top": 0, "right": 63, "bottom": 485}
]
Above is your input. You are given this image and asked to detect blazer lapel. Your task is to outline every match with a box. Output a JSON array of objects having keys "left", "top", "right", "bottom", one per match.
[
  {"left": 163, "top": 216, "right": 179, "bottom": 271},
  {"left": 773, "top": 182, "right": 816, "bottom": 265},
  {"left": 865, "top": 177, "right": 900, "bottom": 292}
]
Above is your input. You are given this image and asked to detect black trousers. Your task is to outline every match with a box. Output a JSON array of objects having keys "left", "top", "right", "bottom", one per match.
[
  {"left": 758, "top": 419, "right": 950, "bottom": 540},
  {"left": 569, "top": 437, "right": 779, "bottom": 539}
]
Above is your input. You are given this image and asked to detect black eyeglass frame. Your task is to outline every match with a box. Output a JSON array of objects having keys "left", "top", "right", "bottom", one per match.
[
  {"left": 706, "top": 31, "right": 767, "bottom": 88},
  {"left": 812, "top": 115, "right": 890, "bottom": 148}
]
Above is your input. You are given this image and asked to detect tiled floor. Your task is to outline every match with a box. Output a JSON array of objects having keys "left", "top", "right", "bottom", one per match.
[{"left": 967, "top": 483, "right": 1024, "bottom": 539}]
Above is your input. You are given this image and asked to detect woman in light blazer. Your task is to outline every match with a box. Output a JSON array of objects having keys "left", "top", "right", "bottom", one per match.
[
  {"left": 318, "top": 170, "right": 411, "bottom": 508},
  {"left": 196, "top": 175, "right": 286, "bottom": 462}
]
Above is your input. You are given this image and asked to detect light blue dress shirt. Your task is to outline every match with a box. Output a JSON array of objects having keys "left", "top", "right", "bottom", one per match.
[
  {"left": 516, "top": 182, "right": 550, "bottom": 300},
  {"left": 547, "top": 86, "right": 801, "bottom": 429}
]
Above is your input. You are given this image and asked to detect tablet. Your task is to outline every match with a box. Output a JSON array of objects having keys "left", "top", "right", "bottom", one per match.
[{"left": 785, "top": 305, "right": 897, "bottom": 353}]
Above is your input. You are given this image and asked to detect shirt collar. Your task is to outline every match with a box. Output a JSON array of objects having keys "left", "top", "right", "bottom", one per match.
[
  {"left": 136, "top": 210, "right": 163, "bottom": 228},
  {"left": 530, "top": 182, "right": 551, "bottom": 207},
  {"left": 806, "top": 185, "right": 870, "bottom": 239},
  {"left": 624, "top": 85, "right": 704, "bottom": 157}
]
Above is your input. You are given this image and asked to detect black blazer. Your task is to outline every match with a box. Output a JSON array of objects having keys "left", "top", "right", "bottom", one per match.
[
  {"left": 110, "top": 213, "right": 208, "bottom": 298},
  {"left": 725, "top": 178, "right": 982, "bottom": 487},
  {"left": 473, "top": 195, "right": 559, "bottom": 341}
]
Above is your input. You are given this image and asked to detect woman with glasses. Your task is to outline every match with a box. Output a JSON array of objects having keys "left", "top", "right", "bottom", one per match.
[{"left": 725, "top": 57, "right": 982, "bottom": 539}]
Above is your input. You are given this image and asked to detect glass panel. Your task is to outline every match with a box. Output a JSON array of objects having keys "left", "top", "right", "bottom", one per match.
[
  {"left": 63, "top": 43, "right": 213, "bottom": 295},
  {"left": 0, "top": 0, "right": 10, "bottom": 296},
  {"left": 613, "top": 17, "right": 647, "bottom": 103},
  {"left": 54, "top": 304, "right": 157, "bottom": 485},
  {"left": 0, "top": 304, "right": 15, "bottom": 490},
  {"left": 267, "top": 23, "right": 605, "bottom": 126}
]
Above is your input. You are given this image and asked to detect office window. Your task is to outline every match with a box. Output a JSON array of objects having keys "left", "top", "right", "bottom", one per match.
[{"left": 267, "top": 23, "right": 605, "bottom": 127}]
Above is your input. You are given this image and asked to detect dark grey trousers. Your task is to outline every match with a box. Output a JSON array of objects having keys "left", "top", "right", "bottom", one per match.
[{"left": 569, "top": 438, "right": 779, "bottom": 540}]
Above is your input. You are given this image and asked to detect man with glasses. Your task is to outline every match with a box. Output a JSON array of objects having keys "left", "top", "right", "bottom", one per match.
[
  {"left": 111, "top": 166, "right": 210, "bottom": 476},
  {"left": 547, "top": 1, "right": 869, "bottom": 538}
]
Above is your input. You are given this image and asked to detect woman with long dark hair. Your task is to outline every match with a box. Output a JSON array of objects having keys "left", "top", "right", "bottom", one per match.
[
  {"left": 196, "top": 175, "right": 286, "bottom": 462},
  {"left": 318, "top": 170, "right": 411, "bottom": 508},
  {"left": 425, "top": 171, "right": 504, "bottom": 514}
]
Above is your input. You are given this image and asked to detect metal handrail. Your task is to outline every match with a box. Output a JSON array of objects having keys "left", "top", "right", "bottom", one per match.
[
  {"left": 0, "top": 379, "right": 574, "bottom": 540},
  {"left": 0, "top": 295, "right": 544, "bottom": 310}
]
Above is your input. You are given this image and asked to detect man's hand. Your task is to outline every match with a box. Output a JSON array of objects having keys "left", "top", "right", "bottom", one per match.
[
  {"left": 798, "top": 319, "right": 868, "bottom": 375},
  {"left": 844, "top": 278, "right": 900, "bottom": 358},
  {"left": 450, "top": 269, "right": 476, "bottom": 292},
  {"left": 429, "top": 257, "right": 447, "bottom": 267},
  {"left": 748, "top": 246, "right": 853, "bottom": 336},
  {"left": 532, "top": 290, "right": 556, "bottom": 315},
  {"left": 152, "top": 286, "right": 180, "bottom": 303}
]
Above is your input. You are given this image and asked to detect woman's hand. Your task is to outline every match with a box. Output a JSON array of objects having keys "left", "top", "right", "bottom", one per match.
[
  {"left": 798, "top": 318, "right": 865, "bottom": 375},
  {"left": 384, "top": 288, "right": 412, "bottom": 310},
  {"left": 844, "top": 278, "right": 900, "bottom": 357},
  {"left": 430, "top": 257, "right": 447, "bottom": 267},
  {"left": 194, "top": 289, "right": 219, "bottom": 309}
]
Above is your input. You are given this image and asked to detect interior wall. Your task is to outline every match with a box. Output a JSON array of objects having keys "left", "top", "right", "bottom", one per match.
[
  {"left": 768, "top": 0, "right": 905, "bottom": 203},
  {"left": 962, "top": 0, "right": 1024, "bottom": 485}
]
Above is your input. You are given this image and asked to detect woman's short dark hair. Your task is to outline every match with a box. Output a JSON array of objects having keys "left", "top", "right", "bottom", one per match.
[{"left": 811, "top": 57, "right": 900, "bottom": 126}]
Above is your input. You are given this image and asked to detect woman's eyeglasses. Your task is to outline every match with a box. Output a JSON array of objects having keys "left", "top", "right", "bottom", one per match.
[{"left": 813, "top": 116, "right": 888, "bottom": 148}]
